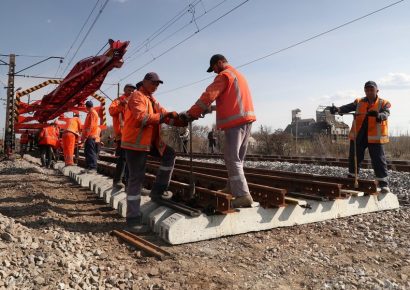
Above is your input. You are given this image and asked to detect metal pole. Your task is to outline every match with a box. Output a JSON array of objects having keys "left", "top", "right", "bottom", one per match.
[
  {"left": 117, "top": 83, "right": 120, "bottom": 98},
  {"left": 4, "top": 54, "right": 16, "bottom": 157},
  {"left": 295, "top": 119, "right": 298, "bottom": 154}
]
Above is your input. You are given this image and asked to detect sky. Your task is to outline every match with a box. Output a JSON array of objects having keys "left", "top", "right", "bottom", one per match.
[{"left": 1, "top": 0, "right": 410, "bottom": 136}]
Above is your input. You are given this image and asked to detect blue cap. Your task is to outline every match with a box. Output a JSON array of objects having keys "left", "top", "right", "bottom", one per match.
[{"left": 85, "top": 100, "right": 93, "bottom": 107}]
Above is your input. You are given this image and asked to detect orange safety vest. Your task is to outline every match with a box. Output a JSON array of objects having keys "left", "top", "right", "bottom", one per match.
[
  {"left": 20, "top": 133, "right": 29, "bottom": 144},
  {"left": 349, "top": 97, "right": 390, "bottom": 144},
  {"left": 38, "top": 126, "right": 59, "bottom": 146},
  {"left": 65, "top": 117, "right": 82, "bottom": 136},
  {"left": 82, "top": 108, "right": 99, "bottom": 140},
  {"left": 121, "top": 88, "right": 169, "bottom": 154},
  {"left": 189, "top": 65, "right": 256, "bottom": 130},
  {"left": 109, "top": 94, "right": 128, "bottom": 140}
]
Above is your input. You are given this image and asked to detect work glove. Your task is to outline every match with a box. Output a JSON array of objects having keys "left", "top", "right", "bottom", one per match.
[
  {"left": 367, "top": 110, "right": 379, "bottom": 118},
  {"left": 166, "top": 111, "right": 179, "bottom": 119},
  {"left": 329, "top": 105, "right": 340, "bottom": 115},
  {"left": 179, "top": 111, "right": 195, "bottom": 122},
  {"left": 203, "top": 105, "right": 217, "bottom": 115}
]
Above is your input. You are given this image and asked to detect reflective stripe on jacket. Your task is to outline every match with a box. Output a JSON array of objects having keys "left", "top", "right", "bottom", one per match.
[
  {"left": 350, "top": 96, "right": 390, "bottom": 144},
  {"left": 121, "top": 88, "right": 168, "bottom": 154},
  {"left": 188, "top": 64, "right": 256, "bottom": 130}
]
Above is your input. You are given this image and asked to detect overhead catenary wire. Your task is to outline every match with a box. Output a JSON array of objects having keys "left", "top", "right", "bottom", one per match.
[
  {"left": 55, "top": 0, "right": 101, "bottom": 77},
  {"left": 60, "top": 0, "right": 109, "bottom": 77},
  {"left": 116, "top": 0, "right": 250, "bottom": 83},
  {"left": 125, "top": 0, "right": 203, "bottom": 59},
  {"left": 158, "top": 0, "right": 405, "bottom": 95}
]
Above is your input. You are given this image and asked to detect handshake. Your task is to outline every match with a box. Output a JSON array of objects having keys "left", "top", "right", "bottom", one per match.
[{"left": 163, "top": 105, "right": 216, "bottom": 123}]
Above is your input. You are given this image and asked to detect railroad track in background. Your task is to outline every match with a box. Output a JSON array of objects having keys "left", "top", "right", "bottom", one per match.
[
  {"left": 76, "top": 152, "right": 383, "bottom": 216},
  {"left": 99, "top": 147, "right": 410, "bottom": 172}
]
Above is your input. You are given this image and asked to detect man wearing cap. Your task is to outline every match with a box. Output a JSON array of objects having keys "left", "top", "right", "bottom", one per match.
[
  {"left": 121, "top": 72, "right": 186, "bottom": 233},
  {"left": 181, "top": 54, "right": 257, "bottom": 208},
  {"left": 109, "top": 83, "right": 137, "bottom": 188},
  {"left": 330, "top": 81, "right": 391, "bottom": 193},
  {"left": 81, "top": 100, "right": 100, "bottom": 173}
]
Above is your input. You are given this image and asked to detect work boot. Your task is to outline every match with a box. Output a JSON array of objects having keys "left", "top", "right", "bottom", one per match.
[
  {"left": 125, "top": 215, "right": 149, "bottom": 234},
  {"left": 380, "top": 186, "right": 391, "bottom": 194},
  {"left": 149, "top": 190, "right": 173, "bottom": 200},
  {"left": 231, "top": 195, "right": 253, "bottom": 208}
]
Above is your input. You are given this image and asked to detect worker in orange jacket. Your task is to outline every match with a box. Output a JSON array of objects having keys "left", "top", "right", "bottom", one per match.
[
  {"left": 330, "top": 81, "right": 391, "bottom": 193},
  {"left": 181, "top": 54, "right": 256, "bottom": 208},
  {"left": 38, "top": 123, "right": 59, "bottom": 168},
  {"left": 20, "top": 130, "right": 29, "bottom": 157},
  {"left": 121, "top": 72, "right": 187, "bottom": 233},
  {"left": 62, "top": 112, "right": 82, "bottom": 166},
  {"left": 81, "top": 101, "right": 100, "bottom": 173},
  {"left": 109, "top": 83, "right": 138, "bottom": 188}
]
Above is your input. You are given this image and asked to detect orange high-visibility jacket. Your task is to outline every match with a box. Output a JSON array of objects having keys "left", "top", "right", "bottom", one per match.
[
  {"left": 38, "top": 126, "right": 59, "bottom": 147},
  {"left": 65, "top": 117, "right": 82, "bottom": 136},
  {"left": 20, "top": 132, "right": 29, "bottom": 144},
  {"left": 350, "top": 97, "right": 390, "bottom": 144},
  {"left": 81, "top": 108, "right": 99, "bottom": 140},
  {"left": 187, "top": 64, "right": 256, "bottom": 130},
  {"left": 95, "top": 127, "right": 101, "bottom": 143},
  {"left": 121, "top": 88, "right": 185, "bottom": 154},
  {"left": 109, "top": 94, "right": 128, "bottom": 140}
]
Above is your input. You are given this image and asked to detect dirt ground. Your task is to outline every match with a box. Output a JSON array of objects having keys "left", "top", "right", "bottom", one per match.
[{"left": 0, "top": 158, "right": 409, "bottom": 290}]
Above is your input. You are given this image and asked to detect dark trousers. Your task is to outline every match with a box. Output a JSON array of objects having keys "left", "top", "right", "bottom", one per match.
[
  {"left": 85, "top": 138, "right": 97, "bottom": 170},
  {"left": 113, "top": 141, "right": 128, "bottom": 184},
  {"left": 20, "top": 144, "right": 27, "bottom": 156},
  {"left": 348, "top": 140, "right": 388, "bottom": 186},
  {"left": 125, "top": 145, "right": 176, "bottom": 218},
  {"left": 40, "top": 145, "right": 54, "bottom": 167}
]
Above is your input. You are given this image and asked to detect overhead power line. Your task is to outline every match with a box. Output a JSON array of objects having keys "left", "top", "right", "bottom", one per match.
[
  {"left": 55, "top": 0, "right": 101, "bottom": 77},
  {"left": 158, "top": 0, "right": 405, "bottom": 95},
  {"left": 60, "top": 0, "right": 109, "bottom": 76},
  {"left": 117, "top": 0, "right": 250, "bottom": 83}
]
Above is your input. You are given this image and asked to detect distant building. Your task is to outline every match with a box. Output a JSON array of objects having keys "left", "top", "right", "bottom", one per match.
[{"left": 284, "top": 106, "right": 349, "bottom": 140}]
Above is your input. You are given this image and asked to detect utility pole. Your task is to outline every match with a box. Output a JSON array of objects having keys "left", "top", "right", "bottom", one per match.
[{"left": 4, "top": 54, "right": 16, "bottom": 157}]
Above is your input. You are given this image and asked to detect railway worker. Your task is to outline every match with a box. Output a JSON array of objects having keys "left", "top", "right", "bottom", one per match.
[
  {"left": 62, "top": 112, "right": 82, "bottom": 166},
  {"left": 330, "top": 81, "right": 391, "bottom": 193},
  {"left": 20, "top": 130, "right": 29, "bottom": 157},
  {"left": 81, "top": 100, "right": 100, "bottom": 173},
  {"left": 179, "top": 127, "right": 189, "bottom": 153},
  {"left": 38, "top": 123, "right": 59, "bottom": 168},
  {"left": 180, "top": 54, "right": 256, "bottom": 208},
  {"left": 121, "top": 72, "right": 187, "bottom": 233},
  {"left": 109, "top": 83, "right": 136, "bottom": 188},
  {"left": 207, "top": 128, "right": 217, "bottom": 153}
]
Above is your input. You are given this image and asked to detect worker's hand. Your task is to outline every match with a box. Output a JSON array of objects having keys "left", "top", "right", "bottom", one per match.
[
  {"left": 166, "top": 111, "right": 179, "bottom": 119},
  {"left": 367, "top": 110, "right": 379, "bottom": 118},
  {"left": 179, "top": 111, "right": 195, "bottom": 122},
  {"left": 329, "top": 105, "right": 339, "bottom": 115}
]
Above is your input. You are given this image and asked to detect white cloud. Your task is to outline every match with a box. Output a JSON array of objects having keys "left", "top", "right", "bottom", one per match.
[
  {"left": 309, "top": 90, "right": 359, "bottom": 105},
  {"left": 378, "top": 72, "right": 410, "bottom": 89}
]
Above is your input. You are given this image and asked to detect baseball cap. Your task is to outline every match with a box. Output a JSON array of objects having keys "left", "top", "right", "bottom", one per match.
[
  {"left": 207, "top": 54, "right": 227, "bottom": 73},
  {"left": 144, "top": 72, "right": 163, "bottom": 84},
  {"left": 364, "top": 81, "right": 378, "bottom": 89},
  {"left": 85, "top": 100, "right": 93, "bottom": 107},
  {"left": 124, "top": 83, "right": 136, "bottom": 89}
]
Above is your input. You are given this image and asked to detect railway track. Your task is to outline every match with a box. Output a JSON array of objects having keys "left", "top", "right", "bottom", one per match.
[
  {"left": 99, "top": 147, "right": 410, "bottom": 172},
  {"left": 79, "top": 153, "right": 383, "bottom": 216}
]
